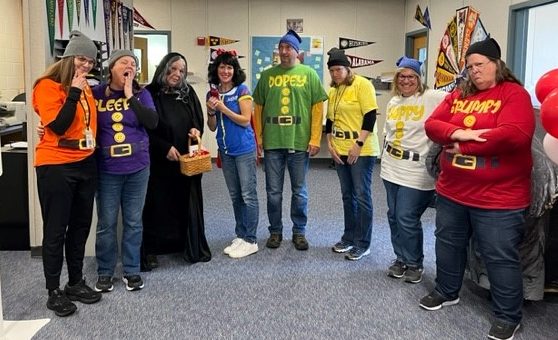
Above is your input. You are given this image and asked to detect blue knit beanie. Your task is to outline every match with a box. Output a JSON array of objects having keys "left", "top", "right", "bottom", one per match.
[
  {"left": 396, "top": 56, "right": 422, "bottom": 76},
  {"left": 279, "top": 30, "right": 302, "bottom": 52}
]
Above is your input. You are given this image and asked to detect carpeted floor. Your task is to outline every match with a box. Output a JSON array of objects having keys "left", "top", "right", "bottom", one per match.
[{"left": 1, "top": 160, "right": 557, "bottom": 339}]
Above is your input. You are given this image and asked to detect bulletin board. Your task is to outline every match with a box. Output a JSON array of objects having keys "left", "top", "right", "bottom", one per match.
[{"left": 250, "top": 35, "right": 324, "bottom": 90}]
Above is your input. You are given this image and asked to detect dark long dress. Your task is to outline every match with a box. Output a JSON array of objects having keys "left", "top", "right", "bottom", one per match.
[{"left": 142, "top": 86, "right": 211, "bottom": 263}]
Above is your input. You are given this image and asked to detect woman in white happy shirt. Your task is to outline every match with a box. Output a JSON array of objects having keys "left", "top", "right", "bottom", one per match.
[{"left": 381, "top": 56, "right": 446, "bottom": 284}]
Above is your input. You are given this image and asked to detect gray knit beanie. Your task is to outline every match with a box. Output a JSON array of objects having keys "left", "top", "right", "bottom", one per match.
[
  {"left": 63, "top": 30, "right": 97, "bottom": 60},
  {"left": 108, "top": 50, "right": 138, "bottom": 71}
]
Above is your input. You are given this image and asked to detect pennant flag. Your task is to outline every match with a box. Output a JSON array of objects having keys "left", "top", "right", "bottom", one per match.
[
  {"left": 46, "top": 0, "right": 55, "bottom": 54},
  {"left": 76, "top": 0, "right": 81, "bottom": 25},
  {"left": 103, "top": 0, "right": 110, "bottom": 53},
  {"left": 66, "top": 0, "right": 74, "bottom": 31},
  {"left": 346, "top": 54, "right": 382, "bottom": 68},
  {"left": 415, "top": 5, "right": 425, "bottom": 25},
  {"left": 415, "top": 5, "right": 432, "bottom": 30},
  {"left": 208, "top": 36, "right": 239, "bottom": 47},
  {"left": 84, "top": 0, "right": 90, "bottom": 25},
  {"left": 133, "top": 7, "right": 155, "bottom": 29},
  {"left": 92, "top": 0, "right": 97, "bottom": 29},
  {"left": 459, "top": 7, "right": 480, "bottom": 70},
  {"left": 338, "top": 37, "right": 374, "bottom": 50},
  {"left": 456, "top": 7, "right": 469, "bottom": 64},
  {"left": 423, "top": 7, "right": 431, "bottom": 30},
  {"left": 57, "top": 0, "right": 64, "bottom": 36}
]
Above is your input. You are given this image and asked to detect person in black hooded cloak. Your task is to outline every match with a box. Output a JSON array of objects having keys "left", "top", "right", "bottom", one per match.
[{"left": 141, "top": 52, "right": 211, "bottom": 268}]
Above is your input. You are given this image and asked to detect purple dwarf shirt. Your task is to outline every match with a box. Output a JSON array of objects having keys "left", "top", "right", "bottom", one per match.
[{"left": 93, "top": 83, "right": 155, "bottom": 174}]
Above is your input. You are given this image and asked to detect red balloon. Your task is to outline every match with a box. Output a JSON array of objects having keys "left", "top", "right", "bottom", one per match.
[
  {"left": 536, "top": 68, "right": 558, "bottom": 103},
  {"left": 541, "top": 88, "right": 558, "bottom": 138}
]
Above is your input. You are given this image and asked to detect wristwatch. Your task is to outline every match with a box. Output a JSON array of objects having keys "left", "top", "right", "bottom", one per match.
[{"left": 355, "top": 140, "right": 364, "bottom": 147}]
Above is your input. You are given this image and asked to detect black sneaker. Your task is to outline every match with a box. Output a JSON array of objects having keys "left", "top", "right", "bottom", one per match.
[
  {"left": 94, "top": 276, "right": 114, "bottom": 293},
  {"left": 266, "top": 234, "right": 283, "bottom": 249},
  {"left": 345, "top": 247, "right": 370, "bottom": 261},
  {"left": 47, "top": 288, "right": 77, "bottom": 317},
  {"left": 387, "top": 260, "right": 407, "bottom": 278},
  {"left": 403, "top": 266, "right": 424, "bottom": 284},
  {"left": 488, "top": 320, "right": 520, "bottom": 340},
  {"left": 332, "top": 240, "right": 353, "bottom": 253},
  {"left": 292, "top": 234, "right": 309, "bottom": 251},
  {"left": 64, "top": 279, "right": 102, "bottom": 304},
  {"left": 419, "top": 290, "right": 460, "bottom": 311},
  {"left": 123, "top": 275, "right": 144, "bottom": 291}
]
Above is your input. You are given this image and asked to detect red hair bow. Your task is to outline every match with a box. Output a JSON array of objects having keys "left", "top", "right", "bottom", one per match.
[{"left": 215, "top": 48, "right": 237, "bottom": 57}]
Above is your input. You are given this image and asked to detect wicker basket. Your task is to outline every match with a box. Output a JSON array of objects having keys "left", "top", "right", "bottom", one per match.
[{"left": 179, "top": 136, "right": 212, "bottom": 176}]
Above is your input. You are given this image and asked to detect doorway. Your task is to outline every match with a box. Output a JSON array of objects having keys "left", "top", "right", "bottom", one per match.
[
  {"left": 133, "top": 31, "right": 171, "bottom": 84},
  {"left": 405, "top": 29, "right": 428, "bottom": 79}
]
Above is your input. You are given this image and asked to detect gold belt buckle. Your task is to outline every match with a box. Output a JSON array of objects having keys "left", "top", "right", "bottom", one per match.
[
  {"left": 452, "top": 154, "right": 477, "bottom": 169},
  {"left": 110, "top": 143, "right": 132, "bottom": 157},
  {"left": 78, "top": 139, "right": 88, "bottom": 150},
  {"left": 278, "top": 116, "right": 293, "bottom": 126},
  {"left": 389, "top": 146, "right": 404, "bottom": 159}
]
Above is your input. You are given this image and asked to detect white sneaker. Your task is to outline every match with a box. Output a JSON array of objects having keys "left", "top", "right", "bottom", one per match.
[
  {"left": 228, "top": 240, "right": 258, "bottom": 258},
  {"left": 224, "top": 238, "right": 242, "bottom": 255}
]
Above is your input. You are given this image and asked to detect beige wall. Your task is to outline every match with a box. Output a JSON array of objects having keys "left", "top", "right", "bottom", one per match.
[{"left": 0, "top": 0, "right": 25, "bottom": 101}]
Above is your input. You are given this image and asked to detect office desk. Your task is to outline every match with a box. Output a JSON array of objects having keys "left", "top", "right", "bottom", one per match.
[{"left": 0, "top": 146, "right": 29, "bottom": 250}]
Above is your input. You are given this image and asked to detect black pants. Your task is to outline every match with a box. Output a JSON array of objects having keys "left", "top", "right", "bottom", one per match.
[{"left": 36, "top": 155, "right": 97, "bottom": 290}]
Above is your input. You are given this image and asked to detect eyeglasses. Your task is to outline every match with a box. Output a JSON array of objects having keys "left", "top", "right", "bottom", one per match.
[
  {"left": 398, "top": 74, "right": 417, "bottom": 81},
  {"left": 76, "top": 56, "right": 95, "bottom": 66},
  {"left": 465, "top": 61, "right": 490, "bottom": 72}
]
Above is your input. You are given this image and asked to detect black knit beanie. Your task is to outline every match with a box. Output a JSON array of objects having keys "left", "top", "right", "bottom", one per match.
[
  {"left": 465, "top": 37, "right": 501, "bottom": 60},
  {"left": 327, "top": 48, "right": 350, "bottom": 68}
]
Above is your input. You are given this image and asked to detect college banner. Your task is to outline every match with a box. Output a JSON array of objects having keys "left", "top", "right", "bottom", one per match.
[
  {"left": 57, "top": 0, "right": 64, "bottom": 36},
  {"left": 133, "top": 6, "right": 155, "bottom": 29},
  {"left": 46, "top": 0, "right": 56, "bottom": 54},
  {"left": 346, "top": 54, "right": 382, "bottom": 68},
  {"left": 338, "top": 37, "right": 374, "bottom": 50},
  {"left": 208, "top": 36, "right": 239, "bottom": 47},
  {"left": 459, "top": 7, "right": 480, "bottom": 70},
  {"left": 66, "top": 0, "right": 73, "bottom": 31},
  {"left": 414, "top": 5, "right": 431, "bottom": 30}
]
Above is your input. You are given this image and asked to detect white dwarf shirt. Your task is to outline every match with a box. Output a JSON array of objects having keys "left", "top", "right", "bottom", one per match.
[{"left": 380, "top": 89, "right": 447, "bottom": 190}]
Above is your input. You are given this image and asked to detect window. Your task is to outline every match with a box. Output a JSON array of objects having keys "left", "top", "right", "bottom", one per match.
[{"left": 509, "top": 0, "right": 558, "bottom": 107}]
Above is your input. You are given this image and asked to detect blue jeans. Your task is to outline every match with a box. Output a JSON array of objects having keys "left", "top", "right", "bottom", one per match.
[
  {"left": 264, "top": 149, "right": 309, "bottom": 235},
  {"left": 335, "top": 156, "right": 375, "bottom": 250},
  {"left": 96, "top": 167, "right": 150, "bottom": 276},
  {"left": 434, "top": 195, "right": 525, "bottom": 324},
  {"left": 220, "top": 151, "right": 259, "bottom": 243},
  {"left": 383, "top": 180, "right": 434, "bottom": 268}
]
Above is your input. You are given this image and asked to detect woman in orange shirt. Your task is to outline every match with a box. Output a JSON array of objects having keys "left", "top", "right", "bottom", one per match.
[{"left": 32, "top": 31, "right": 102, "bottom": 317}]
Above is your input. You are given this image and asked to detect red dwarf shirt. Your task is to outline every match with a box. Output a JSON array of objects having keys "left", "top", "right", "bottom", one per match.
[{"left": 424, "top": 81, "right": 535, "bottom": 209}]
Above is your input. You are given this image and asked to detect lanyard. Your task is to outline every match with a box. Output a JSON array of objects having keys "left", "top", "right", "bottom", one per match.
[{"left": 79, "top": 85, "right": 92, "bottom": 128}]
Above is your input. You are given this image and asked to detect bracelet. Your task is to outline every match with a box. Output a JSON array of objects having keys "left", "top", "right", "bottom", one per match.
[{"left": 207, "top": 111, "right": 216, "bottom": 117}]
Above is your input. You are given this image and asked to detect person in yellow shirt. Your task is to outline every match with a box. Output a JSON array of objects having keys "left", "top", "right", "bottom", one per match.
[{"left": 325, "top": 48, "right": 380, "bottom": 261}]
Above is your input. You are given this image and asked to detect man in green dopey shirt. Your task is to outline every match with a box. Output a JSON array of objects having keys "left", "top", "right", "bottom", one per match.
[{"left": 253, "top": 30, "right": 328, "bottom": 251}]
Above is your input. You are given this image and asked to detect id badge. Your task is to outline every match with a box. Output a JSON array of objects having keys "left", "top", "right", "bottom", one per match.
[{"left": 84, "top": 128, "right": 95, "bottom": 149}]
